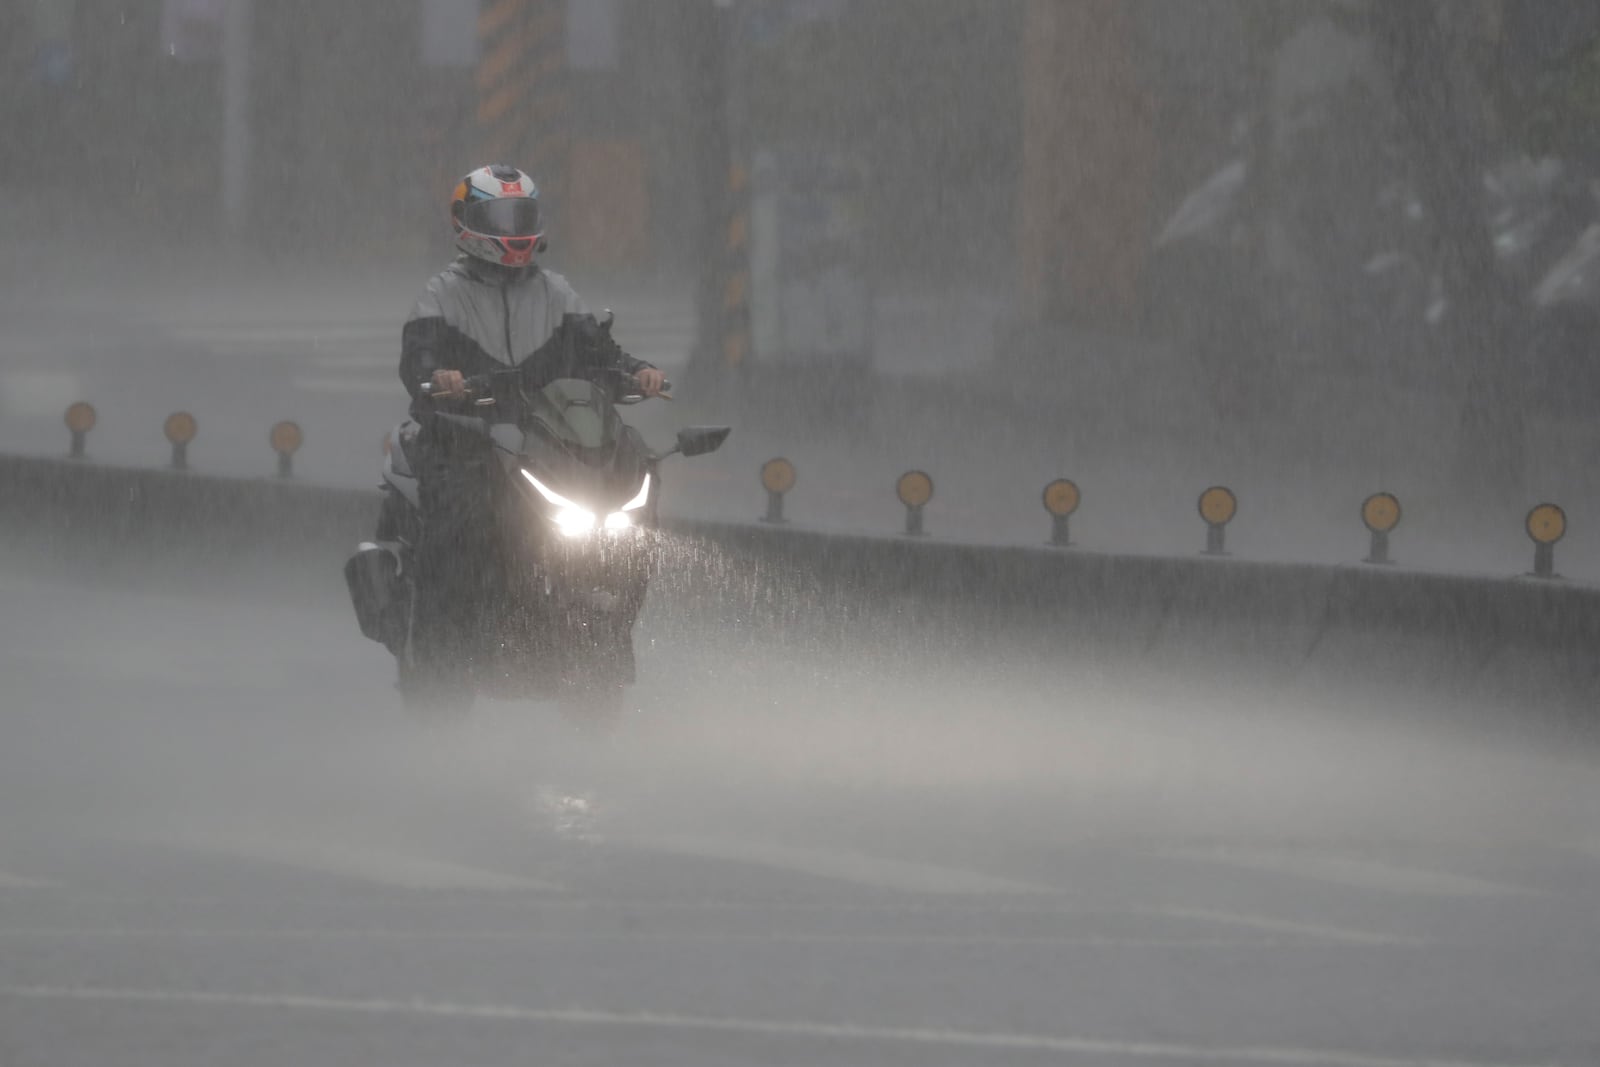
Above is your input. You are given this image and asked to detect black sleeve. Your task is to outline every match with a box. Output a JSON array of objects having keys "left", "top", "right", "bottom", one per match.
[
  {"left": 401, "top": 316, "right": 506, "bottom": 404},
  {"left": 400, "top": 316, "right": 448, "bottom": 401},
  {"left": 519, "top": 314, "right": 654, "bottom": 389},
  {"left": 573, "top": 313, "right": 654, "bottom": 376}
]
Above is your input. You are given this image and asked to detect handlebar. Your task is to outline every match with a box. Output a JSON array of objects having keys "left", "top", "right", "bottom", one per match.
[{"left": 420, "top": 372, "right": 671, "bottom": 404}]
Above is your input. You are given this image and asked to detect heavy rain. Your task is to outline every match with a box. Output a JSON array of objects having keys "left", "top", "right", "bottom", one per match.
[{"left": 1, "top": 2, "right": 1598, "bottom": 1065}]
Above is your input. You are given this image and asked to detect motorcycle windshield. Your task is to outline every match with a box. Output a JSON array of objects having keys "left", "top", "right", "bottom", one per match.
[{"left": 524, "top": 378, "right": 624, "bottom": 453}]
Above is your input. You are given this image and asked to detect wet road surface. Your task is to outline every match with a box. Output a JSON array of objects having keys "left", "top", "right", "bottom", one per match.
[{"left": 1, "top": 555, "right": 1597, "bottom": 1066}]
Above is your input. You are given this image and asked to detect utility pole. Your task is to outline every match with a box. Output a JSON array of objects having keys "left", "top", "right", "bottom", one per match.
[
  {"left": 1371, "top": 1, "right": 1524, "bottom": 493},
  {"left": 686, "top": 0, "right": 747, "bottom": 390},
  {"left": 222, "top": 0, "right": 254, "bottom": 234},
  {"left": 1017, "top": 0, "right": 1155, "bottom": 330},
  {"left": 476, "top": 0, "right": 568, "bottom": 197}
]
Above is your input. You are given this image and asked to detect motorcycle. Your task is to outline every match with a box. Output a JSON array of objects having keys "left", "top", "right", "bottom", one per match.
[{"left": 344, "top": 322, "right": 730, "bottom": 718}]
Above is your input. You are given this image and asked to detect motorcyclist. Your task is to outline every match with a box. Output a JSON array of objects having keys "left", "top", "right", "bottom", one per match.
[
  {"left": 394, "top": 163, "right": 664, "bottom": 695},
  {"left": 401, "top": 163, "right": 665, "bottom": 411}
]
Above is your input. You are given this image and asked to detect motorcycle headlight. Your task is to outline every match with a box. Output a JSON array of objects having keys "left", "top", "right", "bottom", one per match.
[
  {"left": 523, "top": 470, "right": 597, "bottom": 536},
  {"left": 555, "top": 508, "right": 597, "bottom": 536},
  {"left": 620, "top": 473, "right": 651, "bottom": 512},
  {"left": 600, "top": 474, "right": 651, "bottom": 532},
  {"left": 524, "top": 469, "right": 648, "bottom": 537}
]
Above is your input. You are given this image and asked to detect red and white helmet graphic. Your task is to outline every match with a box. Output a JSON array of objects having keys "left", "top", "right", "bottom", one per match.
[{"left": 450, "top": 164, "right": 544, "bottom": 267}]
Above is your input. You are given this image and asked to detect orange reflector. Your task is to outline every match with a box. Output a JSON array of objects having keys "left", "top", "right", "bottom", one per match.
[
  {"left": 1198, "top": 485, "right": 1237, "bottom": 526},
  {"left": 64, "top": 402, "right": 97, "bottom": 434},
  {"left": 761, "top": 457, "right": 796, "bottom": 495},
  {"left": 1526, "top": 503, "right": 1566, "bottom": 545},
  {"left": 270, "top": 420, "right": 303, "bottom": 456},
  {"left": 896, "top": 470, "right": 934, "bottom": 509},
  {"left": 163, "top": 411, "right": 197, "bottom": 445},
  {"left": 1362, "top": 492, "right": 1401, "bottom": 534},
  {"left": 1043, "top": 478, "right": 1080, "bottom": 517}
]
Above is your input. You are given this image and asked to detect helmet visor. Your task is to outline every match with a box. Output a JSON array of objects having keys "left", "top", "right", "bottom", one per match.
[{"left": 461, "top": 196, "right": 542, "bottom": 238}]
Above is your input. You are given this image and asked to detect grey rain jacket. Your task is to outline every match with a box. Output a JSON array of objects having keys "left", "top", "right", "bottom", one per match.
[{"left": 399, "top": 256, "right": 651, "bottom": 416}]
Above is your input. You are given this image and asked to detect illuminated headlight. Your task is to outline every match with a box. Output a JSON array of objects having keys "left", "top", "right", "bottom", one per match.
[
  {"left": 523, "top": 470, "right": 595, "bottom": 536},
  {"left": 620, "top": 474, "right": 651, "bottom": 512},
  {"left": 602, "top": 474, "right": 651, "bottom": 532},
  {"left": 554, "top": 508, "right": 597, "bottom": 536}
]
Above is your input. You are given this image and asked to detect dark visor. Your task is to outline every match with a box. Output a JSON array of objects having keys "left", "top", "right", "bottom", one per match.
[{"left": 462, "top": 197, "right": 542, "bottom": 238}]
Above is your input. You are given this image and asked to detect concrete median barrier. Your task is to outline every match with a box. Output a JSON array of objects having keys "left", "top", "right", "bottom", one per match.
[{"left": 4, "top": 453, "right": 1597, "bottom": 716}]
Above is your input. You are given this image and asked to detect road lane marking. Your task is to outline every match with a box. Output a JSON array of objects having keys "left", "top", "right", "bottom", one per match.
[
  {"left": 0, "top": 926, "right": 1389, "bottom": 950},
  {"left": 624, "top": 835, "right": 1057, "bottom": 896},
  {"left": 170, "top": 325, "right": 395, "bottom": 344},
  {"left": 1167, "top": 849, "right": 1539, "bottom": 898},
  {"left": 0, "top": 371, "right": 80, "bottom": 418},
  {"left": 0, "top": 871, "right": 57, "bottom": 890},
  {"left": 0, "top": 986, "right": 1543, "bottom": 1067},
  {"left": 288, "top": 375, "right": 399, "bottom": 395},
  {"left": 307, "top": 353, "right": 398, "bottom": 369},
  {"left": 1149, "top": 907, "right": 1420, "bottom": 947},
  {"left": 146, "top": 832, "right": 561, "bottom": 893}
]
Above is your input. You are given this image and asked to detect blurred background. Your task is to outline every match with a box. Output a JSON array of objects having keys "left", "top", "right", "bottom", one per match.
[
  {"left": 3, "top": 0, "right": 1600, "bottom": 567},
  {"left": 4, "top": 9, "right": 1600, "bottom": 1064}
]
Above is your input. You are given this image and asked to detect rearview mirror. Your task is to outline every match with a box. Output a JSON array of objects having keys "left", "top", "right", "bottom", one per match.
[{"left": 676, "top": 426, "right": 732, "bottom": 457}]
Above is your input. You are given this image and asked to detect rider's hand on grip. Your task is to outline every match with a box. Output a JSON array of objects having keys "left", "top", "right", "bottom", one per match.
[
  {"left": 429, "top": 369, "right": 466, "bottom": 399},
  {"left": 634, "top": 368, "right": 668, "bottom": 398}
]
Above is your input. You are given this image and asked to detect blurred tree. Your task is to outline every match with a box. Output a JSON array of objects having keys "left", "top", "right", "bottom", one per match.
[
  {"left": 1513, "top": 35, "right": 1600, "bottom": 166},
  {"left": 1370, "top": 1, "right": 1526, "bottom": 493}
]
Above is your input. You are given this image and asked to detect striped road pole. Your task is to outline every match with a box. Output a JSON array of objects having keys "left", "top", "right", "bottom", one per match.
[
  {"left": 476, "top": 0, "right": 567, "bottom": 192},
  {"left": 721, "top": 162, "right": 751, "bottom": 369}
]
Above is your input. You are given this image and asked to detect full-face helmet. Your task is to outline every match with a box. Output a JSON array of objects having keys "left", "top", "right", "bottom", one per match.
[{"left": 450, "top": 164, "right": 545, "bottom": 267}]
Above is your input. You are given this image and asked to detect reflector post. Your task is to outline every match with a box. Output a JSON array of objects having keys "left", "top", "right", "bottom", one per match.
[
  {"left": 1525, "top": 503, "right": 1566, "bottom": 579},
  {"left": 64, "top": 402, "right": 96, "bottom": 459},
  {"left": 1366, "top": 529, "right": 1393, "bottom": 566},
  {"left": 164, "top": 412, "right": 197, "bottom": 471},
  {"left": 1043, "top": 479, "right": 1080, "bottom": 547},
  {"left": 896, "top": 470, "right": 934, "bottom": 537},
  {"left": 1197, "top": 485, "right": 1236, "bottom": 556},
  {"left": 760, "top": 458, "right": 796, "bottom": 524},
  {"left": 1362, "top": 492, "right": 1401, "bottom": 565},
  {"left": 271, "top": 421, "right": 303, "bottom": 479}
]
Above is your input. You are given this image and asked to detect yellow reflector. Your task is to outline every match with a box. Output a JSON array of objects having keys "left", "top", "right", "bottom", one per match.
[
  {"left": 270, "top": 420, "right": 304, "bottom": 456},
  {"left": 897, "top": 470, "right": 934, "bottom": 508},
  {"left": 1361, "top": 491, "right": 1401, "bottom": 534},
  {"left": 1198, "top": 485, "right": 1237, "bottom": 526},
  {"left": 761, "top": 457, "right": 797, "bottom": 495},
  {"left": 1042, "top": 478, "right": 1080, "bottom": 517},
  {"left": 1526, "top": 503, "right": 1566, "bottom": 545},
  {"left": 64, "top": 402, "right": 97, "bottom": 434},
  {"left": 164, "top": 411, "right": 198, "bottom": 445}
]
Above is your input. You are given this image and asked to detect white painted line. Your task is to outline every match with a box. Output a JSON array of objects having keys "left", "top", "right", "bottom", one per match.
[
  {"left": 0, "top": 371, "right": 81, "bottom": 418},
  {"left": 1560, "top": 839, "right": 1600, "bottom": 862},
  {"left": 1149, "top": 907, "right": 1421, "bottom": 947},
  {"left": 627, "top": 835, "right": 1057, "bottom": 896},
  {"left": 0, "top": 986, "right": 1543, "bottom": 1067},
  {"left": 289, "top": 375, "right": 402, "bottom": 395},
  {"left": 0, "top": 927, "right": 1353, "bottom": 951},
  {"left": 147, "top": 832, "right": 561, "bottom": 893},
  {"left": 0, "top": 871, "right": 57, "bottom": 890},
  {"left": 307, "top": 353, "right": 400, "bottom": 370},
  {"left": 1168, "top": 849, "right": 1540, "bottom": 899},
  {"left": 171, "top": 325, "right": 394, "bottom": 344}
]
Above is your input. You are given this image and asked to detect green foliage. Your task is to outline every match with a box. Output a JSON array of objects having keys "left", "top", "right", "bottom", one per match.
[{"left": 1516, "top": 36, "right": 1600, "bottom": 161}]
